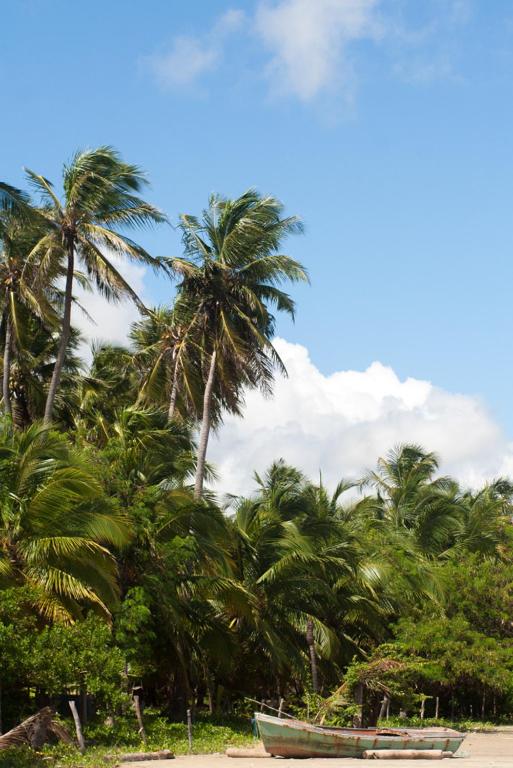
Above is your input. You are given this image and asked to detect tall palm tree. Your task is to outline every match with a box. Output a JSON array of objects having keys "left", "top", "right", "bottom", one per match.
[
  {"left": 0, "top": 209, "right": 59, "bottom": 418},
  {"left": 25, "top": 146, "right": 167, "bottom": 424},
  {"left": 172, "top": 190, "right": 307, "bottom": 499},
  {"left": 0, "top": 421, "right": 129, "bottom": 621}
]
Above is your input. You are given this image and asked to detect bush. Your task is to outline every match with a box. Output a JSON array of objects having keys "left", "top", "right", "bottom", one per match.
[{"left": 0, "top": 747, "right": 46, "bottom": 768}]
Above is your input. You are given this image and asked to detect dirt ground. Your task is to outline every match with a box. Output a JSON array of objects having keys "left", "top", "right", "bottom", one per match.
[{"left": 120, "top": 730, "right": 513, "bottom": 767}]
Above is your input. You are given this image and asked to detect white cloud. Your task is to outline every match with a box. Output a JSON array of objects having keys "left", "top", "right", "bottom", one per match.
[
  {"left": 71, "top": 257, "right": 148, "bottom": 361},
  {"left": 209, "top": 338, "right": 513, "bottom": 495},
  {"left": 144, "top": 9, "right": 245, "bottom": 88},
  {"left": 142, "top": 1, "right": 470, "bottom": 102},
  {"left": 255, "top": 0, "right": 382, "bottom": 101}
]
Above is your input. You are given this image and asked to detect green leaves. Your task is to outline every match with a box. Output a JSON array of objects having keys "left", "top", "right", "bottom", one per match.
[
  {"left": 0, "top": 420, "right": 129, "bottom": 621},
  {"left": 20, "top": 147, "right": 167, "bottom": 423}
]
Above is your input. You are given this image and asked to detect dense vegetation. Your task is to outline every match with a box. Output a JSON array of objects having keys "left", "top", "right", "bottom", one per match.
[{"left": 1, "top": 150, "right": 512, "bottom": 762}]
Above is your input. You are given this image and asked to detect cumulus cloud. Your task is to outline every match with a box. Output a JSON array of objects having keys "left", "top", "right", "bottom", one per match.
[
  {"left": 209, "top": 338, "right": 513, "bottom": 495},
  {"left": 144, "top": 9, "right": 245, "bottom": 88},
  {"left": 255, "top": 0, "right": 382, "bottom": 101},
  {"left": 71, "top": 257, "right": 149, "bottom": 361}
]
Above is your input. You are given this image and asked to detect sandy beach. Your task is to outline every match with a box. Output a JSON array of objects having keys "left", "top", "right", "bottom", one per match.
[{"left": 120, "top": 730, "right": 513, "bottom": 767}]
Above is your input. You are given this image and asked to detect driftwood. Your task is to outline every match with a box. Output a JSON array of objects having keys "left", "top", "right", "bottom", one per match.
[
  {"left": 363, "top": 749, "right": 453, "bottom": 760},
  {"left": 119, "top": 749, "right": 174, "bottom": 762},
  {"left": 0, "top": 707, "right": 54, "bottom": 750},
  {"left": 226, "top": 746, "right": 272, "bottom": 758},
  {"left": 48, "top": 718, "right": 75, "bottom": 745}
]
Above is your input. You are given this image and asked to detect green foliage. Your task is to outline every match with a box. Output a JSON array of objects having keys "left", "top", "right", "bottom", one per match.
[
  {"left": 0, "top": 589, "right": 126, "bottom": 720},
  {"left": 0, "top": 747, "right": 47, "bottom": 768},
  {"left": 0, "top": 421, "right": 129, "bottom": 621},
  {"left": 34, "top": 714, "right": 255, "bottom": 767},
  {"left": 2, "top": 151, "right": 513, "bottom": 759},
  {"left": 114, "top": 587, "right": 156, "bottom": 677}
]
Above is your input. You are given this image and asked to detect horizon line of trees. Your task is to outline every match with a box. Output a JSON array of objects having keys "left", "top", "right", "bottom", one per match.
[{"left": 1, "top": 148, "right": 513, "bottom": 734}]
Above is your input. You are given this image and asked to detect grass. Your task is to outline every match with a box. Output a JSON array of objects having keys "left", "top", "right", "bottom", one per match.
[
  {"left": 0, "top": 711, "right": 502, "bottom": 767},
  {"left": 0, "top": 712, "right": 257, "bottom": 768}
]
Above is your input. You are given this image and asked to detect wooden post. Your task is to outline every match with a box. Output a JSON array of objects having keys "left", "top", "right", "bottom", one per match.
[
  {"left": 80, "top": 671, "right": 87, "bottom": 726},
  {"left": 278, "top": 698, "right": 284, "bottom": 718},
  {"left": 353, "top": 683, "right": 364, "bottom": 727},
  {"left": 386, "top": 697, "right": 390, "bottom": 721},
  {"left": 435, "top": 696, "right": 439, "bottom": 719},
  {"left": 481, "top": 690, "right": 486, "bottom": 720},
  {"left": 133, "top": 695, "right": 147, "bottom": 744},
  {"left": 69, "top": 699, "right": 86, "bottom": 753},
  {"left": 187, "top": 708, "right": 193, "bottom": 752},
  {"left": 420, "top": 697, "right": 425, "bottom": 720}
]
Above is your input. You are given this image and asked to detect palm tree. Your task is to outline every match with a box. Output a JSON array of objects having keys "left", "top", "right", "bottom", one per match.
[
  {"left": 0, "top": 183, "right": 30, "bottom": 215},
  {"left": 130, "top": 307, "right": 202, "bottom": 421},
  {"left": 362, "top": 444, "right": 462, "bottom": 556},
  {"left": 0, "top": 208, "right": 59, "bottom": 418},
  {"left": 25, "top": 146, "right": 167, "bottom": 424},
  {"left": 5, "top": 319, "right": 85, "bottom": 428},
  {"left": 227, "top": 462, "right": 385, "bottom": 695},
  {"left": 453, "top": 479, "right": 513, "bottom": 557},
  {"left": 172, "top": 190, "right": 307, "bottom": 499},
  {"left": 0, "top": 420, "right": 129, "bottom": 621}
]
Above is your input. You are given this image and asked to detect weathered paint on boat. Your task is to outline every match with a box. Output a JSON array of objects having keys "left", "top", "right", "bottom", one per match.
[{"left": 255, "top": 712, "right": 465, "bottom": 758}]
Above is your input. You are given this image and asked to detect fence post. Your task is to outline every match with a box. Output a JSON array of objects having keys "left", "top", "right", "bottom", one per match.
[{"left": 187, "top": 708, "right": 193, "bottom": 752}]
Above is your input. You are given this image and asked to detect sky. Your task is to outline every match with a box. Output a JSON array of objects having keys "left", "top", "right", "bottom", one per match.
[{"left": 3, "top": 0, "right": 513, "bottom": 492}]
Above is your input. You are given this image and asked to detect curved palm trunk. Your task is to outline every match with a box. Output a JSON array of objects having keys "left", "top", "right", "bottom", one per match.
[
  {"left": 167, "top": 359, "right": 179, "bottom": 421},
  {"left": 194, "top": 350, "right": 216, "bottom": 500},
  {"left": 44, "top": 244, "right": 74, "bottom": 425},
  {"left": 2, "top": 310, "right": 12, "bottom": 418},
  {"left": 306, "top": 617, "right": 320, "bottom": 693}
]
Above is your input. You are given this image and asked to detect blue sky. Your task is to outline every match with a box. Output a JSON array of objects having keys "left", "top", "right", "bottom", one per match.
[{"left": 4, "top": 0, "right": 513, "bottom": 485}]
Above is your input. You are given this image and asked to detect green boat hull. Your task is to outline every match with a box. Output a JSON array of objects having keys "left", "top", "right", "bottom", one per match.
[{"left": 255, "top": 713, "right": 465, "bottom": 758}]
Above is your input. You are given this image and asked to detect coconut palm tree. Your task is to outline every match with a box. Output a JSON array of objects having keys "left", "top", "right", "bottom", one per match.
[
  {"left": 25, "top": 146, "right": 167, "bottom": 424},
  {"left": 0, "top": 421, "right": 129, "bottom": 621},
  {"left": 5, "top": 319, "right": 85, "bottom": 428},
  {"left": 0, "top": 208, "right": 60, "bottom": 418},
  {"left": 362, "top": 444, "right": 462, "bottom": 556},
  {"left": 227, "top": 462, "right": 386, "bottom": 694},
  {"left": 172, "top": 190, "right": 307, "bottom": 499},
  {"left": 453, "top": 479, "right": 513, "bottom": 557},
  {"left": 130, "top": 307, "right": 203, "bottom": 422}
]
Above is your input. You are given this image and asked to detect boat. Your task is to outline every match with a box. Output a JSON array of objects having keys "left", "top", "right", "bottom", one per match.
[{"left": 255, "top": 712, "right": 465, "bottom": 758}]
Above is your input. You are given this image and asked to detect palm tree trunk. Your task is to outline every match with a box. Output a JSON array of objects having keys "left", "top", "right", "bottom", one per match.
[
  {"left": 306, "top": 617, "right": 320, "bottom": 693},
  {"left": 194, "top": 349, "right": 216, "bottom": 500},
  {"left": 167, "top": 360, "right": 179, "bottom": 421},
  {"left": 44, "top": 243, "right": 74, "bottom": 425},
  {"left": 3, "top": 310, "right": 12, "bottom": 418}
]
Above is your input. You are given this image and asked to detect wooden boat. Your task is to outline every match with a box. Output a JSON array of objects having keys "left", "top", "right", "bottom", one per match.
[{"left": 255, "top": 712, "right": 465, "bottom": 758}]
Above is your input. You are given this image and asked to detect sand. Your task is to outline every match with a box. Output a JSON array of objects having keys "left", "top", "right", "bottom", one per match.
[{"left": 120, "top": 730, "right": 513, "bottom": 767}]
